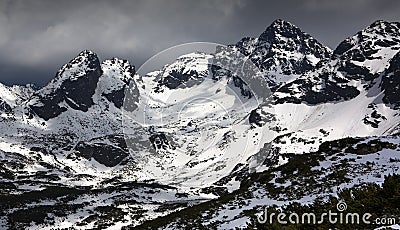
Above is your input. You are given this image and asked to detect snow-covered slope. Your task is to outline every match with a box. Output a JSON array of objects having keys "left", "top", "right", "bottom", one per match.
[
  {"left": 0, "top": 83, "right": 35, "bottom": 113},
  {"left": 265, "top": 20, "right": 400, "bottom": 155},
  {"left": 153, "top": 135, "right": 400, "bottom": 229},
  {"left": 121, "top": 51, "right": 275, "bottom": 189}
]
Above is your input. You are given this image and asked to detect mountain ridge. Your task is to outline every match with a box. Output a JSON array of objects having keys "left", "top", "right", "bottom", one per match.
[{"left": 0, "top": 19, "right": 400, "bottom": 229}]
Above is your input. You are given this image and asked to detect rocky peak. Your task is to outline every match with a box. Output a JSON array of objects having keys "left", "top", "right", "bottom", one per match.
[
  {"left": 259, "top": 19, "right": 305, "bottom": 42},
  {"left": 258, "top": 19, "right": 331, "bottom": 58},
  {"left": 29, "top": 50, "right": 103, "bottom": 120},
  {"left": 56, "top": 50, "right": 101, "bottom": 81},
  {"left": 234, "top": 19, "right": 331, "bottom": 89}
]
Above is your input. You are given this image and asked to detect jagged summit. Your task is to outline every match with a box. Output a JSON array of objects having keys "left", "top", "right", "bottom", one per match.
[
  {"left": 72, "top": 49, "right": 99, "bottom": 63},
  {"left": 56, "top": 50, "right": 102, "bottom": 81},
  {"left": 234, "top": 19, "right": 332, "bottom": 89},
  {"left": 27, "top": 51, "right": 140, "bottom": 120},
  {"left": 259, "top": 19, "right": 305, "bottom": 41}
]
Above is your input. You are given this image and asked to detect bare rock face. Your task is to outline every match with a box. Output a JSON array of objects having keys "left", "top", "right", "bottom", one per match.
[
  {"left": 29, "top": 50, "right": 103, "bottom": 120},
  {"left": 382, "top": 52, "right": 400, "bottom": 108}
]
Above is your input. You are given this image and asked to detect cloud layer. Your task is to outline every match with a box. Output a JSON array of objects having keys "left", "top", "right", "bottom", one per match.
[{"left": 0, "top": 0, "right": 400, "bottom": 86}]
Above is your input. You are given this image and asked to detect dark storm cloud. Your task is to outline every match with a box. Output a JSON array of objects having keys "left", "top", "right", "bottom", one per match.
[{"left": 0, "top": 0, "right": 400, "bottom": 86}]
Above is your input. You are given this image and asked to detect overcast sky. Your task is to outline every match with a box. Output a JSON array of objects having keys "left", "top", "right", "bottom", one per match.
[{"left": 1, "top": 0, "right": 400, "bottom": 86}]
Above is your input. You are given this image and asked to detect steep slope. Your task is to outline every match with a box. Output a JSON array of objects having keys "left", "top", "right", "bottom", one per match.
[
  {"left": 28, "top": 50, "right": 103, "bottom": 120},
  {"left": 234, "top": 19, "right": 332, "bottom": 89},
  {"left": 381, "top": 51, "right": 400, "bottom": 108}
]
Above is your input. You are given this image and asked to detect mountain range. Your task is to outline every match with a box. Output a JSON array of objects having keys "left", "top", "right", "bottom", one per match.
[{"left": 0, "top": 19, "right": 399, "bottom": 229}]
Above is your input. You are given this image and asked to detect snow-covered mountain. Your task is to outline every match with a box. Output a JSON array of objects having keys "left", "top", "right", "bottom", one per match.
[
  {"left": 0, "top": 19, "right": 400, "bottom": 229},
  {"left": 0, "top": 50, "right": 142, "bottom": 189},
  {"left": 276, "top": 20, "right": 400, "bottom": 104},
  {"left": 234, "top": 19, "right": 332, "bottom": 90}
]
